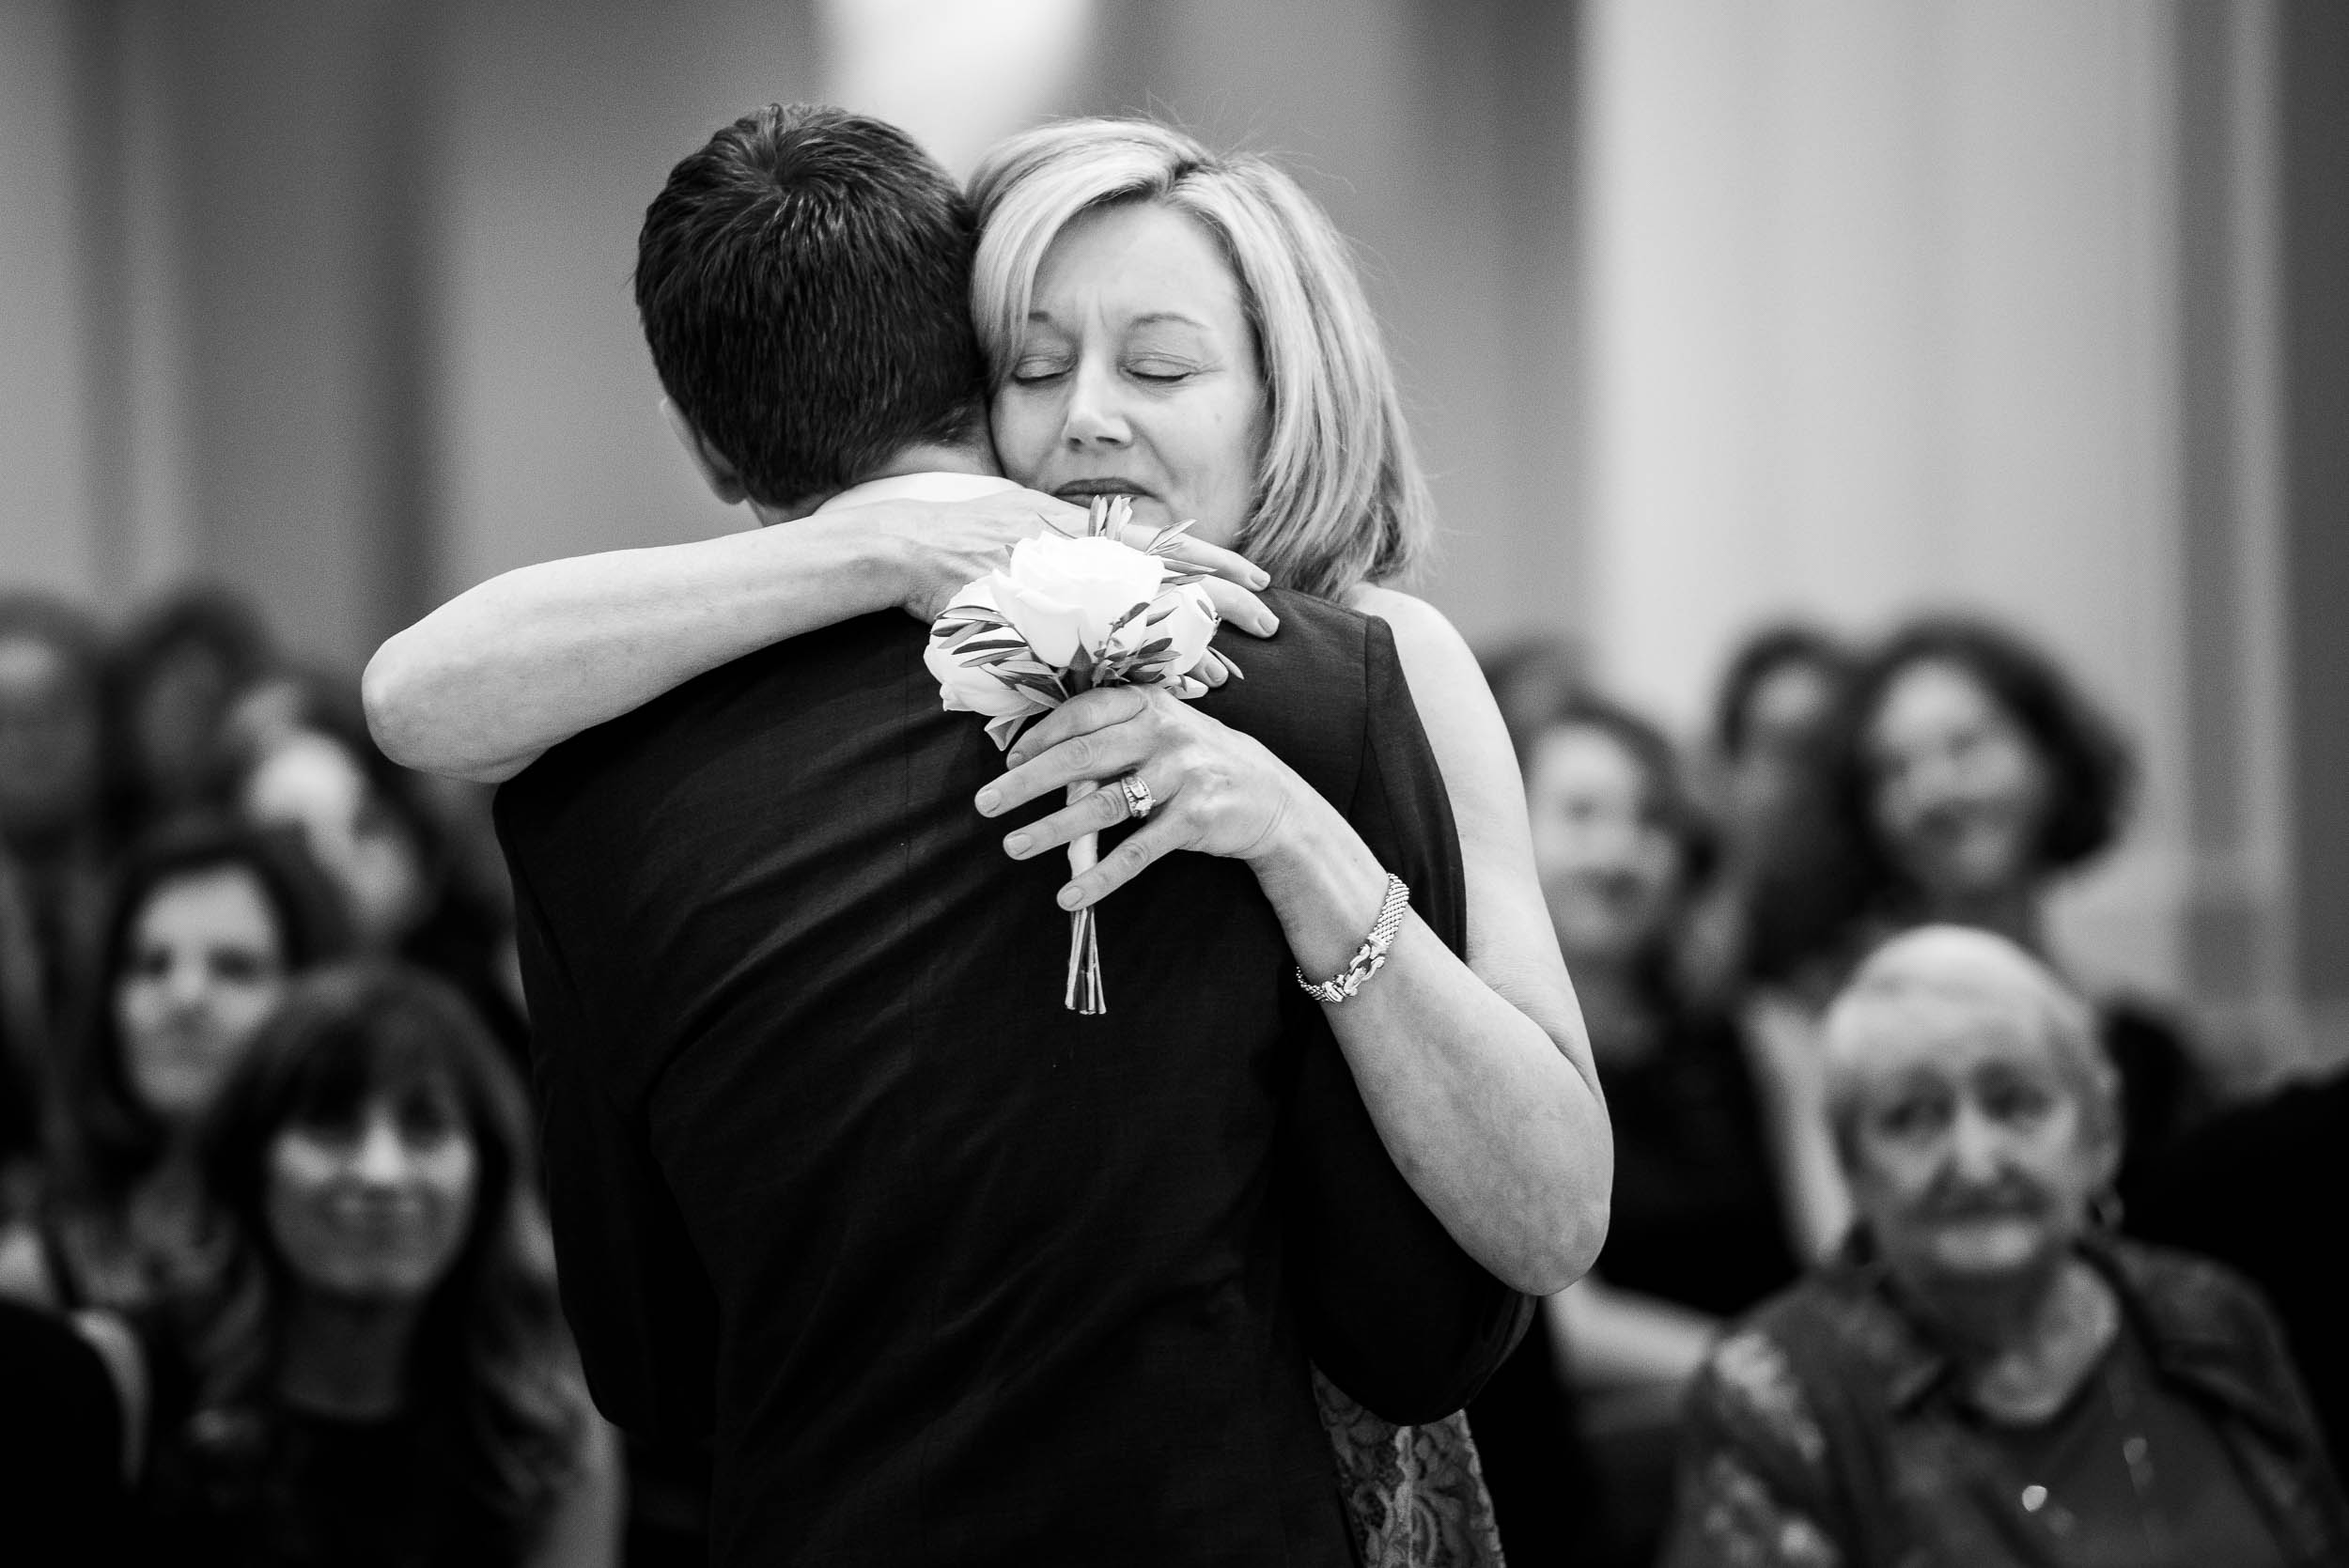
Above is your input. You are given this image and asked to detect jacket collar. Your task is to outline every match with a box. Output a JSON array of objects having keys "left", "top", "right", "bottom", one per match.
[{"left": 1820, "top": 1231, "right": 2264, "bottom": 1420}]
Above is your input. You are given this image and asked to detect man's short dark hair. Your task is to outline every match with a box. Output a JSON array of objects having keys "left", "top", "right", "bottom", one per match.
[{"left": 634, "top": 103, "right": 987, "bottom": 507}]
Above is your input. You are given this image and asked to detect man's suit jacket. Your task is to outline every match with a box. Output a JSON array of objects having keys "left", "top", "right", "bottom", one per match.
[{"left": 495, "top": 592, "right": 1529, "bottom": 1566}]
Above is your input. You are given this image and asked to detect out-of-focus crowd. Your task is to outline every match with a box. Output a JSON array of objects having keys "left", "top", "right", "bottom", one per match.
[
  {"left": 3, "top": 580, "right": 2343, "bottom": 1567},
  {"left": 1469, "top": 618, "right": 2348, "bottom": 1566},
  {"left": 0, "top": 586, "right": 637, "bottom": 1566}
]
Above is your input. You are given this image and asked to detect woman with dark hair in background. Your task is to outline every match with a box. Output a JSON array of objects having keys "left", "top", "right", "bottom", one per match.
[
  {"left": 104, "top": 587, "right": 277, "bottom": 839},
  {"left": 2, "top": 818, "right": 347, "bottom": 1315},
  {"left": 227, "top": 670, "right": 526, "bottom": 1064},
  {"left": 143, "top": 962, "right": 618, "bottom": 1566},
  {"left": 1471, "top": 682, "right": 1798, "bottom": 1566},
  {"left": 1822, "top": 615, "right": 2210, "bottom": 1204},
  {"left": 0, "top": 593, "right": 116, "bottom": 1037},
  {"left": 1688, "top": 622, "right": 1865, "bottom": 1002}
]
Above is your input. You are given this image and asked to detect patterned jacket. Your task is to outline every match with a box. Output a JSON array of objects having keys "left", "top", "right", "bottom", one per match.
[{"left": 1664, "top": 1236, "right": 2349, "bottom": 1567}]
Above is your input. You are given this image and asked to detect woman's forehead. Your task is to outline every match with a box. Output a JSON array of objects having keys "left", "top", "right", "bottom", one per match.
[
  {"left": 1835, "top": 986, "right": 2058, "bottom": 1083},
  {"left": 1033, "top": 202, "right": 1245, "bottom": 328}
]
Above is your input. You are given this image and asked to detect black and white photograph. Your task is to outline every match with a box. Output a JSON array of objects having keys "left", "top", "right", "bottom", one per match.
[{"left": 3, "top": 2, "right": 2346, "bottom": 1564}]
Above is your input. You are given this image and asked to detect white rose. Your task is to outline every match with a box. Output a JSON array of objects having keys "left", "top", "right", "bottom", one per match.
[
  {"left": 993, "top": 535, "right": 1168, "bottom": 668},
  {"left": 1141, "top": 581, "right": 1220, "bottom": 680},
  {"left": 926, "top": 581, "right": 1046, "bottom": 719}
]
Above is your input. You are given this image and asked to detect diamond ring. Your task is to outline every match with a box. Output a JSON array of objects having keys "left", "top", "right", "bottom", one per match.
[{"left": 1118, "top": 772, "right": 1156, "bottom": 822}]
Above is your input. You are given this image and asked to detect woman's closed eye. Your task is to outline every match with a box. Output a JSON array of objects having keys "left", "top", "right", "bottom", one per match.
[
  {"left": 1125, "top": 356, "right": 1202, "bottom": 384},
  {"left": 1007, "top": 354, "right": 1072, "bottom": 385}
]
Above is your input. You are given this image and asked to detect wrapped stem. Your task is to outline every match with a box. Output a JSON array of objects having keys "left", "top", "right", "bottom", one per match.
[{"left": 1064, "top": 784, "right": 1106, "bottom": 1014}]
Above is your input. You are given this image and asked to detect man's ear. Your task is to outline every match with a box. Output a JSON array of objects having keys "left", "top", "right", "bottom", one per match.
[{"left": 661, "top": 397, "right": 749, "bottom": 505}]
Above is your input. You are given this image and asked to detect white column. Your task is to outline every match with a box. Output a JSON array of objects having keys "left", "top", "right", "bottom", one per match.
[{"left": 1583, "top": 0, "right": 2192, "bottom": 998}]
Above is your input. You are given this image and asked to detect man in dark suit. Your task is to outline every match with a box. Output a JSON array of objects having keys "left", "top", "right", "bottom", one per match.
[{"left": 495, "top": 104, "right": 1523, "bottom": 1564}]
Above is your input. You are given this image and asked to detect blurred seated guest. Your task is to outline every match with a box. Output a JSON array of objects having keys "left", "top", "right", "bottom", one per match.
[
  {"left": 227, "top": 672, "right": 524, "bottom": 1060},
  {"left": 1471, "top": 689, "right": 1799, "bottom": 1565},
  {"left": 1666, "top": 927, "right": 2346, "bottom": 1568},
  {"left": 0, "top": 593, "right": 114, "bottom": 1032},
  {"left": 0, "top": 1296, "right": 133, "bottom": 1563},
  {"left": 4, "top": 819, "right": 345, "bottom": 1313},
  {"left": 1687, "top": 622, "right": 1864, "bottom": 1002},
  {"left": 144, "top": 963, "right": 619, "bottom": 1566},
  {"left": 1476, "top": 632, "right": 1587, "bottom": 762},
  {"left": 2134, "top": 1064, "right": 2349, "bottom": 1475},
  {"left": 1819, "top": 616, "right": 2211, "bottom": 1205},
  {"left": 3, "top": 846, "right": 46, "bottom": 1207},
  {"left": 104, "top": 586, "right": 275, "bottom": 837}
]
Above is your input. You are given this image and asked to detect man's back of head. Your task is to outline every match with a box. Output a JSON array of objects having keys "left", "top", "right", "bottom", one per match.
[{"left": 634, "top": 103, "right": 988, "bottom": 513}]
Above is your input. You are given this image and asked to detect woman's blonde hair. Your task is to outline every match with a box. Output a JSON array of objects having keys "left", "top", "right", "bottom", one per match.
[{"left": 969, "top": 118, "right": 1433, "bottom": 601}]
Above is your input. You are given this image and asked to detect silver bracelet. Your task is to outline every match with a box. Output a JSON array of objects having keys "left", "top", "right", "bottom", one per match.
[{"left": 1296, "top": 873, "right": 1411, "bottom": 1004}]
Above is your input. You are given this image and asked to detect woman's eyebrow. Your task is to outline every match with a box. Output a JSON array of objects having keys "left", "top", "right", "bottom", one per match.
[{"left": 1127, "top": 311, "right": 1208, "bottom": 331}]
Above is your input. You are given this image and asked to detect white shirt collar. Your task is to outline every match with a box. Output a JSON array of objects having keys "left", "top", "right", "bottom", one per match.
[{"left": 815, "top": 472, "right": 1017, "bottom": 512}]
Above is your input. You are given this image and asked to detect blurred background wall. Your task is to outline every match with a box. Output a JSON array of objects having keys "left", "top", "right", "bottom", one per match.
[{"left": 2, "top": 0, "right": 2343, "bottom": 1066}]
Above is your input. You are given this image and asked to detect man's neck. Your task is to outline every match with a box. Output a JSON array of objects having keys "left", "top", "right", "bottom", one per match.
[{"left": 758, "top": 438, "right": 1001, "bottom": 525}]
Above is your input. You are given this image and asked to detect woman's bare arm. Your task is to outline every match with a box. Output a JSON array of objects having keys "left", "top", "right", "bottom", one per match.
[{"left": 978, "top": 590, "right": 1613, "bottom": 1295}]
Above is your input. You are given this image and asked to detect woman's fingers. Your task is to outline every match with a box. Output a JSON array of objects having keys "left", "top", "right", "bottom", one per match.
[
  {"left": 1057, "top": 816, "right": 1187, "bottom": 909},
  {"left": 984, "top": 688, "right": 1155, "bottom": 814},
  {"left": 1002, "top": 771, "right": 1160, "bottom": 861},
  {"left": 1122, "top": 524, "right": 1269, "bottom": 590},
  {"left": 1200, "top": 579, "right": 1279, "bottom": 638}
]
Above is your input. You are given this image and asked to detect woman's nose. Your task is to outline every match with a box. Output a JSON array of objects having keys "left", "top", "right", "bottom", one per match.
[
  {"left": 1059, "top": 359, "right": 1130, "bottom": 448},
  {"left": 1946, "top": 1101, "right": 2008, "bottom": 1181},
  {"left": 350, "top": 1116, "right": 412, "bottom": 1186},
  {"left": 163, "top": 955, "right": 211, "bottom": 1009}
]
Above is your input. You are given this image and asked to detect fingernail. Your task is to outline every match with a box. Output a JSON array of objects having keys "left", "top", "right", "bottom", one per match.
[
  {"left": 1251, "top": 569, "right": 1271, "bottom": 588},
  {"left": 1057, "top": 886, "right": 1082, "bottom": 909},
  {"left": 1258, "top": 613, "right": 1280, "bottom": 634},
  {"left": 1005, "top": 832, "right": 1030, "bottom": 856},
  {"left": 1005, "top": 751, "right": 1026, "bottom": 768},
  {"left": 976, "top": 787, "right": 1001, "bottom": 814}
]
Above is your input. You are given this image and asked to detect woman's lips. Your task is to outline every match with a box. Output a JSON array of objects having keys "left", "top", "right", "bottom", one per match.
[{"left": 1053, "top": 480, "right": 1154, "bottom": 504}]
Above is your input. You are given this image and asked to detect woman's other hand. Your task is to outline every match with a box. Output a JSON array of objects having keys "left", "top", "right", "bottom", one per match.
[{"left": 975, "top": 686, "right": 1303, "bottom": 907}]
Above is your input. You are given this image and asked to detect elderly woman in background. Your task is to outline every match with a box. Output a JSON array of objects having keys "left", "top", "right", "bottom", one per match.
[{"left": 1666, "top": 925, "right": 2345, "bottom": 1567}]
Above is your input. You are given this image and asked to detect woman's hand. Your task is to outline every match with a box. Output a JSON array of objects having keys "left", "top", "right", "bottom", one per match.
[
  {"left": 844, "top": 489, "right": 1283, "bottom": 687},
  {"left": 974, "top": 686, "right": 1303, "bottom": 908}
]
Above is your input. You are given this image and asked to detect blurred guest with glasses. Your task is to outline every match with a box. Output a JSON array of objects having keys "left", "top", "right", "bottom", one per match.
[{"left": 1667, "top": 926, "right": 2342, "bottom": 1568}]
